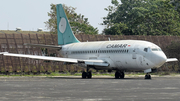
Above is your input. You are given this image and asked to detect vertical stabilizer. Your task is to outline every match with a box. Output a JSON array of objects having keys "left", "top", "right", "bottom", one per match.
[{"left": 56, "top": 4, "right": 80, "bottom": 45}]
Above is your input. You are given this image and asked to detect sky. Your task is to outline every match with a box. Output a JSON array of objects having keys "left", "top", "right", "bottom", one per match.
[{"left": 0, "top": 0, "right": 116, "bottom": 34}]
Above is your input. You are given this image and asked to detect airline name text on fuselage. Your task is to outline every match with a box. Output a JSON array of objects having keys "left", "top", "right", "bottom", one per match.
[{"left": 106, "top": 44, "right": 128, "bottom": 48}]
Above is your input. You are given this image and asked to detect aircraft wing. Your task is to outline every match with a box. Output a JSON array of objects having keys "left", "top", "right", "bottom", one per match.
[
  {"left": 24, "top": 43, "right": 62, "bottom": 50},
  {"left": 166, "top": 58, "right": 178, "bottom": 62},
  {"left": 0, "top": 52, "right": 109, "bottom": 67}
]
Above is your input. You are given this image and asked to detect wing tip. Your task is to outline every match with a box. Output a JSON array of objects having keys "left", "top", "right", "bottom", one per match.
[{"left": 166, "top": 58, "right": 178, "bottom": 62}]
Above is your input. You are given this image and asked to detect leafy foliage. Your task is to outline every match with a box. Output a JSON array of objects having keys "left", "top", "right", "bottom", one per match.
[
  {"left": 103, "top": 22, "right": 130, "bottom": 35},
  {"left": 45, "top": 4, "right": 57, "bottom": 34},
  {"left": 45, "top": 4, "right": 98, "bottom": 34},
  {"left": 170, "top": 0, "right": 180, "bottom": 13},
  {"left": 103, "top": 0, "right": 180, "bottom": 35}
]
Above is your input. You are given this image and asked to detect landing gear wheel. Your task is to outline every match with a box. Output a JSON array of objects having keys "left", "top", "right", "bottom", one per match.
[
  {"left": 115, "top": 71, "right": 125, "bottom": 79},
  {"left": 87, "top": 71, "right": 92, "bottom": 78},
  {"left": 120, "top": 72, "right": 125, "bottom": 79},
  {"left": 115, "top": 71, "right": 120, "bottom": 79},
  {"left": 82, "top": 72, "right": 87, "bottom": 79},
  {"left": 145, "top": 74, "right": 151, "bottom": 79}
]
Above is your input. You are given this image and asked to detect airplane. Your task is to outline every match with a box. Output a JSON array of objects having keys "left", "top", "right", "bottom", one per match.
[{"left": 0, "top": 4, "right": 178, "bottom": 79}]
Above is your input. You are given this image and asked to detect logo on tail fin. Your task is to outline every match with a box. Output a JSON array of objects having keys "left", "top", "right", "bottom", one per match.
[{"left": 59, "top": 17, "right": 66, "bottom": 33}]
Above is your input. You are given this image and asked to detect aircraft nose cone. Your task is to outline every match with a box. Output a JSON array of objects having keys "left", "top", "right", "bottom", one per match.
[
  {"left": 159, "top": 53, "right": 167, "bottom": 63},
  {"left": 152, "top": 52, "right": 167, "bottom": 68}
]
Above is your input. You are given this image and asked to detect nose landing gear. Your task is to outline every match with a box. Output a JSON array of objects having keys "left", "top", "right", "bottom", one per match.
[
  {"left": 144, "top": 69, "right": 152, "bottom": 79},
  {"left": 145, "top": 73, "right": 151, "bottom": 79}
]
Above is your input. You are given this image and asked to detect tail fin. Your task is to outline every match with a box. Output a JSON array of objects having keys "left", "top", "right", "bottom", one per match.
[{"left": 56, "top": 4, "right": 80, "bottom": 45}]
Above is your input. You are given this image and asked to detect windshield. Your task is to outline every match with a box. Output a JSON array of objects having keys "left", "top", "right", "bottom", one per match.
[
  {"left": 152, "top": 48, "right": 158, "bottom": 51},
  {"left": 151, "top": 48, "right": 162, "bottom": 51}
]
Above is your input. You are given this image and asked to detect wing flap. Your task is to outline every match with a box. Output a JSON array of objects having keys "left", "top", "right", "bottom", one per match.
[
  {"left": 166, "top": 58, "right": 178, "bottom": 62},
  {"left": 85, "top": 61, "right": 109, "bottom": 67},
  {"left": 78, "top": 60, "right": 109, "bottom": 67}
]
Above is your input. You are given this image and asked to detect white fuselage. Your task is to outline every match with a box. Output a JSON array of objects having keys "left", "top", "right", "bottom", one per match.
[{"left": 60, "top": 40, "right": 167, "bottom": 71}]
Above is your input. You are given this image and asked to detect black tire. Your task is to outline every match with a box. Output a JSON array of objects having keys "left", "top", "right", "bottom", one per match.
[
  {"left": 87, "top": 72, "right": 92, "bottom": 78},
  {"left": 148, "top": 75, "right": 151, "bottom": 79},
  {"left": 145, "top": 74, "right": 151, "bottom": 79},
  {"left": 145, "top": 75, "right": 148, "bottom": 79},
  {"left": 120, "top": 72, "right": 125, "bottom": 79},
  {"left": 82, "top": 72, "right": 87, "bottom": 79},
  {"left": 115, "top": 71, "right": 120, "bottom": 79}
]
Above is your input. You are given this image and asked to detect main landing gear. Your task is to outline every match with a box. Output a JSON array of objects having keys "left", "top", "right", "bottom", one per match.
[
  {"left": 145, "top": 73, "right": 151, "bottom": 79},
  {"left": 82, "top": 71, "right": 92, "bottom": 79},
  {"left": 82, "top": 68, "right": 92, "bottom": 79},
  {"left": 115, "top": 71, "right": 125, "bottom": 79}
]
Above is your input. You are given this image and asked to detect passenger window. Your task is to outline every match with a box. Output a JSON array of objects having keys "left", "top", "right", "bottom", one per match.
[{"left": 144, "top": 48, "right": 148, "bottom": 52}]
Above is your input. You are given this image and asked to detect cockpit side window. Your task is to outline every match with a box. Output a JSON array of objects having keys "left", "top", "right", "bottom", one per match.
[
  {"left": 158, "top": 48, "right": 162, "bottom": 51},
  {"left": 144, "top": 48, "right": 148, "bottom": 52}
]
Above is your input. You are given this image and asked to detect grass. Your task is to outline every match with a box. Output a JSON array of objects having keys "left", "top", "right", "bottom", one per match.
[
  {"left": 0, "top": 72, "right": 179, "bottom": 77},
  {"left": 0, "top": 72, "right": 82, "bottom": 77}
]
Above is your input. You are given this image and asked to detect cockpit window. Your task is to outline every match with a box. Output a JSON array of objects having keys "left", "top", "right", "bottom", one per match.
[
  {"left": 151, "top": 48, "right": 158, "bottom": 51},
  {"left": 144, "top": 48, "right": 148, "bottom": 52},
  {"left": 158, "top": 48, "right": 162, "bottom": 51}
]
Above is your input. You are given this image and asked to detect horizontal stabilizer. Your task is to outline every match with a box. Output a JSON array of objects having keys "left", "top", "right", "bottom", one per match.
[
  {"left": 166, "top": 58, "right": 178, "bottom": 62},
  {"left": 24, "top": 43, "right": 62, "bottom": 50}
]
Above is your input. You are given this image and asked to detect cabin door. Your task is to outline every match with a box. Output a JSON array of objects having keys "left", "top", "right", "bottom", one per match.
[
  {"left": 132, "top": 46, "right": 140, "bottom": 68},
  {"left": 133, "top": 46, "right": 144, "bottom": 68},
  {"left": 132, "top": 47, "right": 138, "bottom": 59},
  {"left": 143, "top": 47, "right": 151, "bottom": 67}
]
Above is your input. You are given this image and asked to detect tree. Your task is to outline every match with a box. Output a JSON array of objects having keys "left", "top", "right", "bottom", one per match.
[
  {"left": 103, "top": 0, "right": 151, "bottom": 27},
  {"left": 131, "top": 0, "right": 180, "bottom": 35},
  {"left": 45, "top": 4, "right": 57, "bottom": 34},
  {"left": 103, "top": 0, "right": 155, "bottom": 35},
  {"left": 103, "top": 22, "right": 129, "bottom": 35},
  {"left": 170, "top": 0, "right": 180, "bottom": 13},
  {"left": 102, "top": 0, "right": 180, "bottom": 35},
  {"left": 45, "top": 4, "right": 98, "bottom": 34}
]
